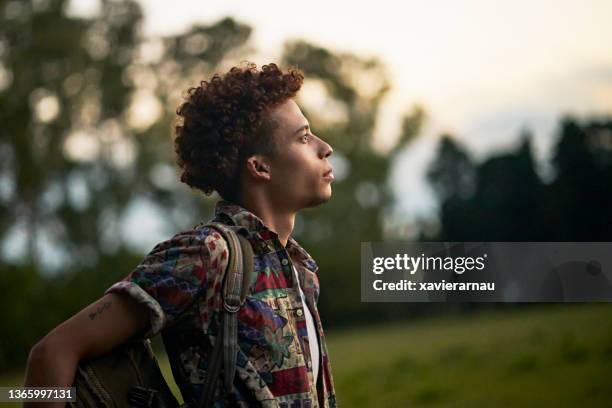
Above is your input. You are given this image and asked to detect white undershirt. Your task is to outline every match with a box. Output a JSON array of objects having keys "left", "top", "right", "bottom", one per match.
[{"left": 292, "top": 265, "right": 320, "bottom": 384}]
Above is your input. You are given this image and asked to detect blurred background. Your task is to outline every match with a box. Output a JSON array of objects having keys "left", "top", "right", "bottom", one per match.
[{"left": 1, "top": 0, "right": 611, "bottom": 406}]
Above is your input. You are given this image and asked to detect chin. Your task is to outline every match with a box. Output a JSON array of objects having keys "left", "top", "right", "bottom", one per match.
[{"left": 304, "top": 188, "right": 332, "bottom": 208}]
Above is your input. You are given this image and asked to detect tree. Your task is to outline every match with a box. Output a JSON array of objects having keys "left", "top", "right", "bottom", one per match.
[
  {"left": 0, "top": 0, "right": 252, "bottom": 371},
  {"left": 426, "top": 135, "right": 476, "bottom": 240},
  {"left": 427, "top": 117, "right": 612, "bottom": 242}
]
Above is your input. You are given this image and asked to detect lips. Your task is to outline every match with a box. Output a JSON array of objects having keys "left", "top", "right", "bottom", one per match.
[{"left": 323, "top": 168, "right": 334, "bottom": 181}]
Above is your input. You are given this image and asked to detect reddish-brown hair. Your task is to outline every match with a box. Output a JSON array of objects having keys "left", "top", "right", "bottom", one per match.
[{"left": 174, "top": 62, "right": 304, "bottom": 202}]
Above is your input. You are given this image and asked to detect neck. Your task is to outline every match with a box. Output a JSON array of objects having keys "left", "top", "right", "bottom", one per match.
[{"left": 238, "top": 193, "right": 296, "bottom": 247}]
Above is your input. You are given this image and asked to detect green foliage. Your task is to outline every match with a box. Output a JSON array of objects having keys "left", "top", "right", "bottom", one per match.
[
  {"left": 0, "top": 0, "right": 253, "bottom": 272},
  {"left": 0, "top": 0, "right": 254, "bottom": 372}
]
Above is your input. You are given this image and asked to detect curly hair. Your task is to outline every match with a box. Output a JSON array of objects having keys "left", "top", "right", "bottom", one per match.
[{"left": 174, "top": 62, "right": 304, "bottom": 202}]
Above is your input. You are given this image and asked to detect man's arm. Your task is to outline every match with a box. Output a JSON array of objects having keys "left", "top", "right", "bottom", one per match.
[{"left": 23, "top": 293, "right": 149, "bottom": 407}]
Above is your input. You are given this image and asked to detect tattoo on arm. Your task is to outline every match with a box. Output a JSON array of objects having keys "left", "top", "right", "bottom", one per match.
[{"left": 88, "top": 301, "right": 112, "bottom": 320}]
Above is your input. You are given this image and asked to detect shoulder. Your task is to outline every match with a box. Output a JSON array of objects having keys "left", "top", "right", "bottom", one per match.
[
  {"left": 149, "top": 224, "right": 227, "bottom": 253},
  {"left": 136, "top": 224, "right": 229, "bottom": 281},
  {"left": 195, "top": 224, "right": 230, "bottom": 270}
]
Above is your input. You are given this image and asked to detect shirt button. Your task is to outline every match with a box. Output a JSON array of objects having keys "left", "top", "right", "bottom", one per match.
[
  {"left": 281, "top": 259, "right": 289, "bottom": 266},
  {"left": 296, "top": 309, "right": 303, "bottom": 317}
]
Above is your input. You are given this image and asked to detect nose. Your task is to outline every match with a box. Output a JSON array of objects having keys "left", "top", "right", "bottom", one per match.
[{"left": 319, "top": 138, "right": 333, "bottom": 159}]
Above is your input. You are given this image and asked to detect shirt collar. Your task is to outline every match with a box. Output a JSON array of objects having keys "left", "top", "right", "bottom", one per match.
[
  {"left": 214, "top": 200, "right": 319, "bottom": 274},
  {"left": 214, "top": 199, "right": 268, "bottom": 234}
]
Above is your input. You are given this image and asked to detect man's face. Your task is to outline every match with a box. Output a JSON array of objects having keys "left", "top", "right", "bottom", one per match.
[{"left": 264, "top": 99, "right": 334, "bottom": 210}]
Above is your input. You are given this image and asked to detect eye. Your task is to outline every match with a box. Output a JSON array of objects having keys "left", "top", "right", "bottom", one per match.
[{"left": 301, "top": 133, "right": 311, "bottom": 143}]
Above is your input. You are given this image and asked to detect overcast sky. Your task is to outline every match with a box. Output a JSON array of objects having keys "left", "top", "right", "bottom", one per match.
[{"left": 70, "top": 0, "right": 612, "bottom": 222}]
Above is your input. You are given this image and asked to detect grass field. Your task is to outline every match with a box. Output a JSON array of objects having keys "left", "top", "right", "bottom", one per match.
[
  {"left": 3, "top": 304, "right": 611, "bottom": 407},
  {"left": 324, "top": 304, "right": 612, "bottom": 407}
]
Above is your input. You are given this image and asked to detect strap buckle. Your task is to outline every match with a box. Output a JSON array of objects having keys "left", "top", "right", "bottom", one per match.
[{"left": 223, "top": 299, "right": 240, "bottom": 313}]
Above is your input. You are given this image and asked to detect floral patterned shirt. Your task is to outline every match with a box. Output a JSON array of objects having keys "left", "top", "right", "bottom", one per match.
[{"left": 105, "top": 200, "right": 337, "bottom": 407}]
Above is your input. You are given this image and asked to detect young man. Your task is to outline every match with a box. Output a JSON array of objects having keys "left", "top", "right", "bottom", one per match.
[{"left": 24, "top": 63, "right": 337, "bottom": 407}]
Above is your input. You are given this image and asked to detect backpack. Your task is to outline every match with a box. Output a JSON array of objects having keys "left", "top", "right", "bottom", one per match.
[{"left": 71, "top": 222, "right": 254, "bottom": 408}]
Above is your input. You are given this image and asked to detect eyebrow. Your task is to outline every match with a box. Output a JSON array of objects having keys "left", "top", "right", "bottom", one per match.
[{"left": 293, "top": 124, "right": 310, "bottom": 135}]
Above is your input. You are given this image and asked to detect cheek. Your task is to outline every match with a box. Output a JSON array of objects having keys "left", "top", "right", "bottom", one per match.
[
  {"left": 300, "top": 158, "right": 321, "bottom": 184},
  {"left": 283, "top": 150, "right": 312, "bottom": 174},
  {"left": 273, "top": 148, "right": 321, "bottom": 189}
]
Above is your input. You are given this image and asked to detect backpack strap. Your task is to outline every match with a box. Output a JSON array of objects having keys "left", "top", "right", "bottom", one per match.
[{"left": 197, "top": 222, "right": 254, "bottom": 408}]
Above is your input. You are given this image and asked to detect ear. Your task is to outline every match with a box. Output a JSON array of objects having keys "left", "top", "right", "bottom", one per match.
[{"left": 245, "top": 155, "right": 271, "bottom": 181}]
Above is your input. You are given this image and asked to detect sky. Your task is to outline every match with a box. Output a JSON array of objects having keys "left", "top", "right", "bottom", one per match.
[{"left": 68, "top": 0, "right": 612, "bottom": 227}]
